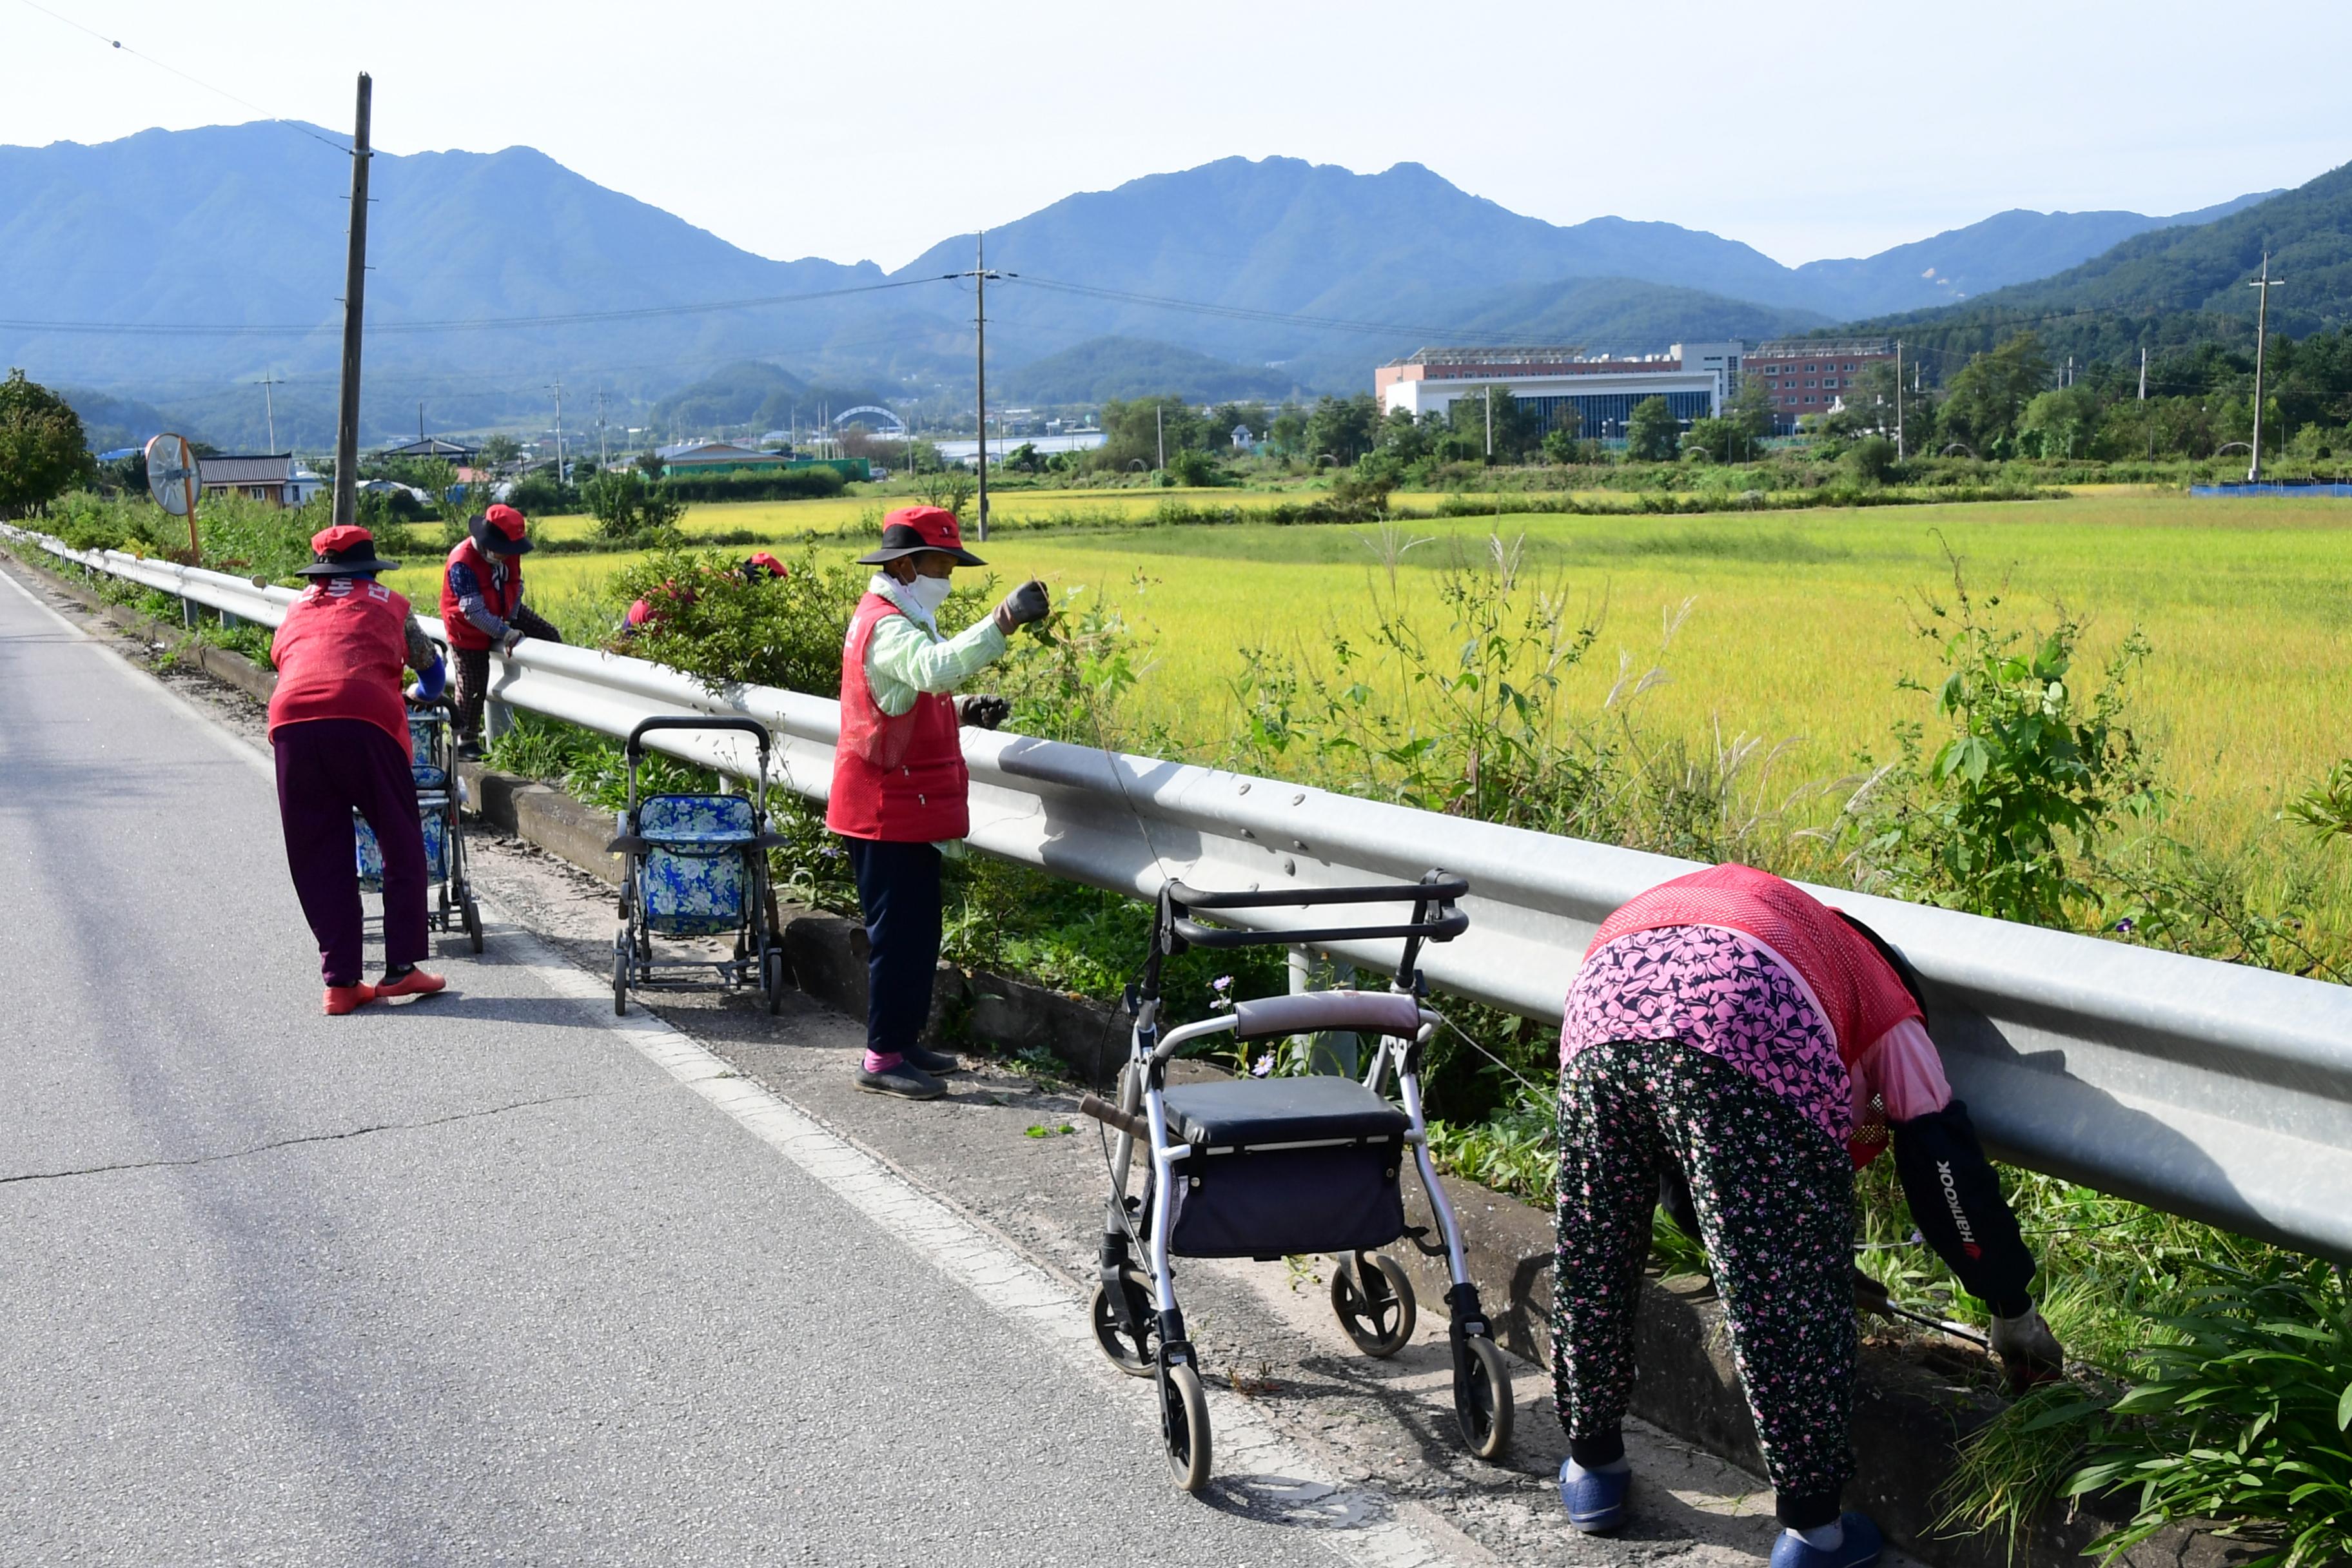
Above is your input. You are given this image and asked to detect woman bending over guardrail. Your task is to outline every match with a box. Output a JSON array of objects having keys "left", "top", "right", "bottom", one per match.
[{"left": 1552, "top": 863, "right": 2063, "bottom": 1567}]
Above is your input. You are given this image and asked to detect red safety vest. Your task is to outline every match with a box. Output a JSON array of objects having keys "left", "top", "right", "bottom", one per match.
[
  {"left": 268, "top": 578, "right": 415, "bottom": 758},
  {"left": 438, "top": 538, "right": 522, "bottom": 652},
  {"left": 826, "top": 593, "right": 968, "bottom": 842}
]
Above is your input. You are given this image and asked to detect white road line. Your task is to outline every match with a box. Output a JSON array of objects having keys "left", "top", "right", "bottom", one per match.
[
  {"left": 491, "top": 911, "right": 1488, "bottom": 1568},
  {"left": 0, "top": 558, "right": 277, "bottom": 775},
  {"left": 12, "top": 555, "right": 1486, "bottom": 1563}
]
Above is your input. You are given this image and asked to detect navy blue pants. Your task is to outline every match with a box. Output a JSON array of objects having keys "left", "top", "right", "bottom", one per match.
[
  {"left": 844, "top": 838, "right": 941, "bottom": 1062},
  {"left": 275, "top": 718, "right": 427, "bottom": 986}
]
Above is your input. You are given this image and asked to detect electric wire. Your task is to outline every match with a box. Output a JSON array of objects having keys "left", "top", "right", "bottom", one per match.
[
  {"left": 0, "top": 276, "right": 954, "bottom": 338},
  {"left": 14, "top": 0, "right": 354, "bottom": 154}
]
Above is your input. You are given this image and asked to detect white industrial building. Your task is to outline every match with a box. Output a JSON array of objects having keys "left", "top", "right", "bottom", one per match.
[{"left": 1375, "top": 343, "right": 1746, "bottom": 439}]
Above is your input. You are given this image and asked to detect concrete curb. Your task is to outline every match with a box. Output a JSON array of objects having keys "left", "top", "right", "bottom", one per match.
[{"left": 13, "top": 545, "right": 2233, "bottom": 1568}]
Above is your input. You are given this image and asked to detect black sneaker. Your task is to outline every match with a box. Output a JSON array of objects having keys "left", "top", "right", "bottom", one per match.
[
  {"left": 855, "top": 1060, "right": 946, "bottom": 1101},
  {"left": 901, "top": 1044, "right": 963, "bottom": 1075}
]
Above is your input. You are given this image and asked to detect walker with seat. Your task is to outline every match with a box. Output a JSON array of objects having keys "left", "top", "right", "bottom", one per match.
[
  {"left": 355, "top": 702, "right": 482, "bottom": 952},
  {"left": 1076, "top": 871, "right": 1513, "bottom": 1493},
  {"left": 605, "top": 716, "right": 789, "bottom": 1016}
]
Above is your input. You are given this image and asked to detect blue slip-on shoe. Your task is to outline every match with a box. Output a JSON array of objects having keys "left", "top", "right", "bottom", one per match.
[
  {"left": 1557, "top": 1457, "right": 1630, "bottom": 1534},
  {"left": 1770, "top": 1513, "right": 1883, "bottom": 1568}
]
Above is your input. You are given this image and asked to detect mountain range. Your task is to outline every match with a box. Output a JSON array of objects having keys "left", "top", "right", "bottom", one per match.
[{"left": 0, "top": 121, "right": 2291, "bottom": 446}]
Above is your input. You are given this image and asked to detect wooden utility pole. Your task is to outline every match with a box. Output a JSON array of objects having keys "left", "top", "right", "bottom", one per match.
[
  {"left": 331, "top": 72, "right": 373, "bottom": 530},
  {"left": 2248, "top": 253, "right": 2284, "bottom": 484}
]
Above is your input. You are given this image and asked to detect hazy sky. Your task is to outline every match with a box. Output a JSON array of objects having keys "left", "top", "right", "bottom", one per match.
[{"left": 6, "top": 0, "right": 2346, "bottom": 271}]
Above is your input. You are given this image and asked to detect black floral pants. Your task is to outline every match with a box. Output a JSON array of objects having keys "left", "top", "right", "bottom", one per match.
[{"left": 1554, "top": 1035, "right": 1856, "bottom": 1524}]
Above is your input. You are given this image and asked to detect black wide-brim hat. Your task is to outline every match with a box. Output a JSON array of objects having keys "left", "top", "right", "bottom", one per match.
[
  {"left": 298, "top": 523, "right": 401, "bottom": 576},
  {"left": 856, "top": 504, "right": 985, "bottom": 567}
]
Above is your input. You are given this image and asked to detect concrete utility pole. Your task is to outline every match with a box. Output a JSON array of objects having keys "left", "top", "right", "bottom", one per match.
[
  {"left": 942, "top": 233, "right": 1006, "bottom": 540},
  {"left": 1155, "top": 404, "right": 1164, "bottom": 471},
  {"left": 330, "top": 72, "right": 372, "bottom": 531},
  {"left": 2139, "top": 346, "right": 2148, "bottom": 401},
  {"left": 596, "top": 391, "right": 609, "bottom": 469},
  {"left": 1484, "top": 386, "right": 1493, "bottom": 459},
  {"left": 1894, "top": 342, "right": 1904, "bottom": 460},
  {"left": 2248, "top": 253, "right": 2284, "bottom": 484},
  {"left": 256, "top": 375, "right": 282, "bottom": 453},
  {"left": 548, "top": 381, "right": 565, "bottom": 486},
  {"left": 418, "top": 401, "right": 425, "bottom": 442}
]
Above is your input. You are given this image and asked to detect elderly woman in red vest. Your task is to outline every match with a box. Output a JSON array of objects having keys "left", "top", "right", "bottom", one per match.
[
  {"left": 1551, "top": 864, "right": 2064, "bottom": 1565},
  {"left": 440, "top": 503, "right": 565, "bottom": 755},
  {"left": 827, "top": 506, "right": 1050, "bottom": 1100},
  {"left": 268, "top": 525, "right": 450, "bottom": 1015}
]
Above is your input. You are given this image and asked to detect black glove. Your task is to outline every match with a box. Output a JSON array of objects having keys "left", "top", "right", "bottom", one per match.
[
  {"left": 992, "top": 580, "right": 1050, "bottom": 634},
  {"left": 956, "top": 694, "right": 1009, "bottom": 730},
  {"left": 1988, "top": 1306, "right": 2067, "bottom": 1393}
]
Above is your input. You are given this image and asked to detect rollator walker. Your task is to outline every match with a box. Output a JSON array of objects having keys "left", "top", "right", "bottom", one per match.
[
  {"left": 355, "top": 702, "right": 482, "bottom": 952},
  {"left": 606, "top": 716, "right": 790, "bottom": 1016},
  {"left": 1077, "top": 872, "right": 1513, "bottom": 1493}
]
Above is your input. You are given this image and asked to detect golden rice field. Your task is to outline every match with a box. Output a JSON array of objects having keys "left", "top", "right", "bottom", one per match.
[{"left": 387, "top": 488, "right": 2352, "bottom": 891}]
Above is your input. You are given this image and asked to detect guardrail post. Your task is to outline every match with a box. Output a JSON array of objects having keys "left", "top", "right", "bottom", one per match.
[
  {"left": 486, "top": 692, "right": 513, "bottom": 747},
  {"left": 1286, "top": 945, "right": 1359, "bottom": 1077},
  {"left": 219, "top": 608, "right": 240, "bottom": 631},
  {"left": 181, "top": 597, "right": 196, "bottom": 630}
]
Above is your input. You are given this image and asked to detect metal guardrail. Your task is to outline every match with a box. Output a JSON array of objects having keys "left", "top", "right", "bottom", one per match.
[{"left": 13, "top": 526, "right": 2352, "bottom": 1260}]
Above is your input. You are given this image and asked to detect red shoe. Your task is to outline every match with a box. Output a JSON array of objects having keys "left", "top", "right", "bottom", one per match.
[
  {"left": 323, "top": 983, "right": 375, "bottom": 1016},
  {"left": 374, "top": 966, "right": 446, "bottom": 1000}
]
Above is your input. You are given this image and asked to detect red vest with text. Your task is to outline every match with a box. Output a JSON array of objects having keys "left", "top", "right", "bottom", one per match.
[
  {"left": 826, "top": 593, "right": 968, "bottom": 842},
  {"left": 268, "top": 579, "right": 415, "bottom": 757},
  {"left": 438, "top": 538, "right": 522, "bottom": 651}
]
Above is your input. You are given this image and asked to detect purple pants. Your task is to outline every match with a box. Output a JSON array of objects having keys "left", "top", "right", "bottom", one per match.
[{"left": 273, "top": 718, "right": 427, "bottom": 986}]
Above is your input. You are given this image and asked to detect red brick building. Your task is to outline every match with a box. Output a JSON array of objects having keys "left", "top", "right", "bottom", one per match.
[{"left": 1744, "top": 340, "right": 1894, "bottom": 430}]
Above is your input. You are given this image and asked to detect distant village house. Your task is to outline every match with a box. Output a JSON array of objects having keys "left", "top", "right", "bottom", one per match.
[{"left": 196, "top": 454, "right": 325, "bottom": 509}]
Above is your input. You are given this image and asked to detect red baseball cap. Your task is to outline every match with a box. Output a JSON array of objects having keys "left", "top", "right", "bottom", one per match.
[{"left": 856, "top": 504, "right": 985, "bottom": 567}]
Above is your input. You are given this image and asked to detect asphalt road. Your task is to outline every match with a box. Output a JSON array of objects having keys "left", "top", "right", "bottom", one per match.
[{"left": 0, "top": 569, "right": 1382, "bottom": 1564}]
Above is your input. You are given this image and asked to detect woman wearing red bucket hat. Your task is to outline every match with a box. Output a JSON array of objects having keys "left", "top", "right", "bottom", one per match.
[
  {"left": 438, "top": 502, "right": 565, "bottom": 756},
  {"left": 268, "top": 525, "right": 451, "bottom": 1015},
  {"left": 828, "top": 505, "right": 1051, "bottom": 1099}
]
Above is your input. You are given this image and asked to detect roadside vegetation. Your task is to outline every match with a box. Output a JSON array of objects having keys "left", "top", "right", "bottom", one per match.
[{"left": 11, "top": 336, "right": 2352, "bottom": 1560}]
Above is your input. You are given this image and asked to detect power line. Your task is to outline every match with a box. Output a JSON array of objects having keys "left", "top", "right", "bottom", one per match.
[
  {"left": 14, "top": 0, "right": 353, "bottom": 154},
  {"left": 1008, "top": 273, "right": 1560, "bottom": 342},
  {"left": 0, "top": 275, "right": 952, "bottom": 338}
]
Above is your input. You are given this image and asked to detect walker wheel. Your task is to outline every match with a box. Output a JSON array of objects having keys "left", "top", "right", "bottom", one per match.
[
  {"left": 464, "top": 896, "right": 483, "bottom": 954},
  {"left": 1455, "top": 1333, "right": 1514, "bottom": 1460},
  {"left": 1088, "top": 1274, "right": 1158, "bottom": 1378},
  {"left": 612, "top": 927, "right": 629, "bottom": 1016},
  {"left": 761, "top": 943, "right": 786, "bottom": 1015},
  {"left": 1331, "top": 1253, "right": 1417, "bottom": 1358},
  {"left": 1159, "top": 1361, "right": 1211, "bottom": 1493}
]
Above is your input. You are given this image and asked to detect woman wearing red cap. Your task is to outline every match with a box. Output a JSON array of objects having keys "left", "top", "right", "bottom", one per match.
[
  {"left": 1550, "top": 864, "right": 2063, "bottom": 1562},
  {"left": 439, "top": 503, "right": 565, "bottom": 756},
  {"left": 268, "top": 525, "right": 451, "bottom": 1014},
  {"left": 828, "top": 505, "right": 1050, "bottom": 1099}
]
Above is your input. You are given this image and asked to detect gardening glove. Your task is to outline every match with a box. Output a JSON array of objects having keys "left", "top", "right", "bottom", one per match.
[
  {"left": 406, "top": 654, "right": 446, "bottom": 705},
  {"left": 499, "top": 626, "right": 525, "bottom": 656},
  {"left": 1988, "top": 1304, "right": 2066, "bottom": 1393},
  {"left": 1850, "top": 1264, "right": 1893, "bottom": 1316},
  {"left": 956, "top": 694, "right": 1010, "bottom": 730},
  {"left": 992, "top": 579, "right": 1050, "bottom": 635}
]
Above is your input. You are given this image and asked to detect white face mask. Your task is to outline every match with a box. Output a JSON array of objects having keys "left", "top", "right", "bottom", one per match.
[{"left": 903, "top": 573, "right": 953, "bottom": 618}]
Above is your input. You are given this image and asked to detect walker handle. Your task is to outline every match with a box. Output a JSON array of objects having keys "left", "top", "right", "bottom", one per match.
[{"left": 1079, "top": 1094, "right": 1151, "bottom": 1142}]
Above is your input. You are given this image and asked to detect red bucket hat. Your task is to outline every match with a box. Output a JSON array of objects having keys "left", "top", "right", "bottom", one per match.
[
  {"left": 471, "top": 502, "right": 533, "bottom": 555},
  {"left": 855, "top": 505, "right": 985, "bottom": 567}
]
